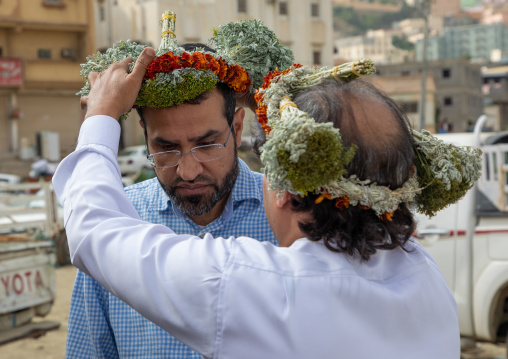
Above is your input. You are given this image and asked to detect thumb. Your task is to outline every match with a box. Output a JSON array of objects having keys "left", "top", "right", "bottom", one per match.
[{"left": 129, "top": 47, "right": 156, "bottom": 83}]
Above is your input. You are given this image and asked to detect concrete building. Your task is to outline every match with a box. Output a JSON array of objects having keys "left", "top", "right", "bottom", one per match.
[
  {"left": 93, "top": 0, "right": 334, "bottom": 147},
  {"left": 482, "top": 65, "right": 508, "bottom": 131},
  {"left": 335, "top": 29, "right": 414, "bottom": 65},
  {"left": 430, "top": 0, "right": 461, "bottom": 18},
  {"left": 415, "top": 22, "right": 508, "bottom": 63},
  {"left": 0, "top": 0, "right": 95, "bottom": 162},
  {"left": 94, "top": 0, "right": 333, "bottom": 67},
  {"left": 332, "top": 0, "right": 402, "bottom": 14},
  {"left": 375, "top": 59, "right": 483, "bottom": 132}
]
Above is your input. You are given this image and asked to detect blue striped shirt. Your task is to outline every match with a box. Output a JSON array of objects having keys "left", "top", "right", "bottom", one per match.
[{"left": 66, "top": 159, "right": 277, "bottom": 358}]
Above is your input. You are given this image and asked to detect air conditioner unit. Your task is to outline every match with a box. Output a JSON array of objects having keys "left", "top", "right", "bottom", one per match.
[{"left": 61, "top": 48, "right": 77, "bottom": 60}]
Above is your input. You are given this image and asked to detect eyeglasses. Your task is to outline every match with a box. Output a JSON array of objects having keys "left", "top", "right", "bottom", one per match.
[{"left": 147, "top": 123, "right": 234, "bottom": 169}]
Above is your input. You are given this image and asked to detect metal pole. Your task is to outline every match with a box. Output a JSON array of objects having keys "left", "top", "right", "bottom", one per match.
[
  {"left": 419, "top": 0, "right": 429, "bottom": 131},
  {"left": 9, "top": 92, "right": 19, "bottom": 153}
]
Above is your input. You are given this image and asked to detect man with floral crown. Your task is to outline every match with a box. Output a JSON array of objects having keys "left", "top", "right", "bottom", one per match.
[
  {"left": 66, "top": 12, "right": 294, "bottom": 358},
  {"left": 58, "top": 10, "right": 481, "bottom": 359}
]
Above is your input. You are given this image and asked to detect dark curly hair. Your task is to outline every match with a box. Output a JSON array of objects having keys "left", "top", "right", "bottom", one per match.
[{"left": 255, "top": 78, "right": 416, "bottom": 261}]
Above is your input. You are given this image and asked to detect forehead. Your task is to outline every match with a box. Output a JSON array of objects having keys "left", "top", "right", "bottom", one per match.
[{"left": 143, "top": 89, "right": 227, "bottom": 137}]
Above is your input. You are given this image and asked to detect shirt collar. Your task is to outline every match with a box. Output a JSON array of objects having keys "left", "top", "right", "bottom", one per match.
[{"left": 149, "top": 158, "right": 262, "bottom": 214}]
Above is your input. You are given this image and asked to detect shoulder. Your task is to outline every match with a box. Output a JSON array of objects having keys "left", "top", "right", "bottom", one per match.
[
  {"left": 234, "top": 159, "right": 264, "bottom": 196},
  {"left": 124, "top": 177, "right": 159, "bottom": 200}
]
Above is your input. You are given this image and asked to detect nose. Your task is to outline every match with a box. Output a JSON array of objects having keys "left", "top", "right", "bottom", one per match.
[{"left": 175, "top": 152, "right": 204, "bottom": 181}]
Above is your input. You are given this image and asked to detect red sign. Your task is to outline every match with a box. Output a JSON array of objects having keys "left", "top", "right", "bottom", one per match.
[
  {"left": 1, "top": 269, "right": 46, "bottom": 296},
  {"left": 0, "top": 58, "right": 23, "bottom": 86}
]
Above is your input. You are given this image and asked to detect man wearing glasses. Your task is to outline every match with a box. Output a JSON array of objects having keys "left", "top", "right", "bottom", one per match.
[{"left": 66, "top": 43, "right": 277, "bottom": 358}]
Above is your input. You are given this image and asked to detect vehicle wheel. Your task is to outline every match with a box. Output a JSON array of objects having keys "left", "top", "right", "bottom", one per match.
[{"left": 55, "top": 229, "right": 71, "bottom": 266}]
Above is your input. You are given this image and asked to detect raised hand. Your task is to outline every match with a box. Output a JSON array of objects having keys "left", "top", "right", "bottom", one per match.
[{"left": 80, "top": 47, "right": 156, "bottom": 121}]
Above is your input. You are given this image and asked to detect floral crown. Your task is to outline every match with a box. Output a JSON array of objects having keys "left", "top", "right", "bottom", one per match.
[
  {"left": 78, "top": 11, "right": 294, "bottom": 120},
  {"left": 256, "top": 60, "right": 482, "bottom": 218}
]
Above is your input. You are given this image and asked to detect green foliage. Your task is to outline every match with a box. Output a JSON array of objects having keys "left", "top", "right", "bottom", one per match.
[
  {"left": 413, "top": 138, "right": 482, "bottom": 217},
  {"left": 276, "top": 129, "right": 356, "bottom": 194},
  {"left": 209, "top": 19, "right": 294, "bottom": 91},
  {"left": 135, "top": 74, "right": 217, "bottom": 108},
  {"left": 333, "top": 3, "right": 419, "bottom": 36},
  {"left": 392, "top": 35, "right": 415, "bottom": 51},
  {"left": 78, "top": 40, "right": 146, "bottom": 97}
]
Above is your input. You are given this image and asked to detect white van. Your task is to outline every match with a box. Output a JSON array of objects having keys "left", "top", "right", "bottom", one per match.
[{"left": 415, "top": 116, "right": 508, "bottom": 350}]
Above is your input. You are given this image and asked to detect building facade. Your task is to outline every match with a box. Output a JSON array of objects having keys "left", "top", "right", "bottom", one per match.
[
  {"left": 375, "top": 59, "right": 483, "bottom": 132},
  {"left": 482, "top": 65, "right": 508, "bottom": 131},
  {"left": 416, "top": 22, "right": 508, "bottom": 62},
  {"left": 0, "top": 0, "right": 95, "bottom": 160},
  {"left": 93, "top": 0, "right": 334, "bottom": 147},
  {"left": 335, "top": 28, "right": 414, "bottom": 65},
  {"left": 430, "top": 0, "right": 461, "bottom": 18}
]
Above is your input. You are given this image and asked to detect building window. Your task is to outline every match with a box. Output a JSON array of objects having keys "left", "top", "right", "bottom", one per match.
[
  {"left": 42, "top": 0, "right": 65, "bottom": 7},
  {"left": 311, "top": 2, "right": 319, "bottom": 17},
  {"left": 313, "top": 51, "right": 321, "bottom": 65},
  {"left": 279, "top": 1, "right": 288, "bottom": 16},
  {"left": 99, "top": 6, "right": 105, "bottom": 21},
  {"left": 38, "top": 49, "right": 52, "bottom": 59},
  {"left": 401, "top": 102, "right": 418, "bottom": 113},
  {"left": 485, "top": 153, "right": 490, "bottom": 181},
  {"left": 442, "top": 68, "right": 451, "bottom": 78},
  {"left": 492, "top": 152, "right": 498, "bottom": 181},
  {"left": 444, "top": 97, "right": 453, "bottom": 106},
  {"left": 238, "top": 0, "right": 247, "bottom": 13}
]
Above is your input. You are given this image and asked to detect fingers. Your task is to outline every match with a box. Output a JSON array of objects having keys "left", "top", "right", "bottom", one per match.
[{"left": 130, "top": 47, "right": 156, "bottom": 83}]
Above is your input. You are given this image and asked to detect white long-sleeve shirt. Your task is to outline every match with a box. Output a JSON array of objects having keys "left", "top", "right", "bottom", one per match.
[{"left": 53, "top": 115, "right": 461, "bottom": 359}]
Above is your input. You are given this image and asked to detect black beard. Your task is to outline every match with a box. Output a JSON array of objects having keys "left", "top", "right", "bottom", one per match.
[{"left": 158, "top": 156, "right": 239, "bottom": 218}]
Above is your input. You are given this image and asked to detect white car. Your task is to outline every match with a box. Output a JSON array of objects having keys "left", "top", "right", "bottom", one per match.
[
  {"left": 117, "top": 145, "right": 150, "bottom": 175},
  {"left": 0, "top": 173, "right": 21, "bottom": 186}
]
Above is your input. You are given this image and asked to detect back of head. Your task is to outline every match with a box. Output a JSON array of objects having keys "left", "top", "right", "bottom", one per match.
[{"left": 288, "top": 79, "right": 416, "bottom": 260}]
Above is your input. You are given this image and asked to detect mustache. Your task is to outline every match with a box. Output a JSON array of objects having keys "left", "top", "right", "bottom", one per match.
[{"left": 169, "top": 174, "right": 218, "bottom": 188}]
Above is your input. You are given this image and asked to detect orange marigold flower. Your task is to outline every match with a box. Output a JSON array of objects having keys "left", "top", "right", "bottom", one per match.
[
  {"left": 180, "top": 52, "right": 194, "bottom": 67},
  {"left": 335, "top": 196, "right": 350, "bottom": 210},
  {"left": 192, "top": 52, "right": 207, "bottom": 69},
  {"left": 255, "top": 106, "right": 270, "bottom": 134},
  {"left": 315, "top": 193, "right": 332, "bottom": 204},
  {"left": 218, "top": 59, "right": 229, "bottom": 79},
  {"left": 380, "top": 211, "right": 395, "bottom": 221}
]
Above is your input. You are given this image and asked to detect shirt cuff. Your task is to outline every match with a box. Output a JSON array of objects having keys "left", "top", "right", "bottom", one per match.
[{"left": 77, "top": 115, "right": 121, "bottom": 156}]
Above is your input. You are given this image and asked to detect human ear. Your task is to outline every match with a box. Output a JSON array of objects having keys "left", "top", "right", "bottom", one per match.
[
  {"left": 233, "top": 107, "right": 245, "bottom": 147},
  {"left": 276, "top": 191, "right": 292, "bottom": 209}
]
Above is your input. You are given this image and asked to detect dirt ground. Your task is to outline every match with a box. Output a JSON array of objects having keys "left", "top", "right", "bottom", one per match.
[
  {"left": 0, "top": 265, "right": 507, "bottom": 359},
  {"left": 1, "top": 265, "right": 77, "bottom": 359}
]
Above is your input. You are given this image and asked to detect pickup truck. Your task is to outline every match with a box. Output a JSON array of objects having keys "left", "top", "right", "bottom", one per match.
[
  {"left": 0, "top": 182, "right": 64, "bottom": 339},
  {"left": 415, "top": 116, "right": 508, "bottom": 351}
]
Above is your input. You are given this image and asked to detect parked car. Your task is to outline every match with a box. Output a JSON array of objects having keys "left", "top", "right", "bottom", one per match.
[
  {"left": 0, "top": 174, "right": 21, "bottom": 186},
  {"left": 414, "top": 116, "right": 508, "bottom": 352},
  {"left": 117, "top": 145, "right": 150, "bottom": 175}
]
